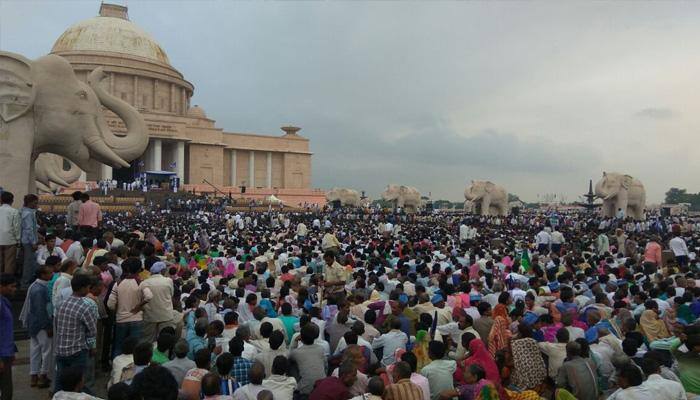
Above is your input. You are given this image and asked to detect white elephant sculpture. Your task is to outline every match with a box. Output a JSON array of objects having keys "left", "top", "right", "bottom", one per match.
[
  {"left": 594, "top": 172, "right": 646, "bottom": 220},
  {"left": 381, "top": 184, "right": 421, "bottom": 212},
  {"left": 325, "top": 187, "right": 362, "bottom": 208},
  {"left": 0, "top": 51, "right": 148, "bottom": 200},
  {"left": 464, "top": 180, "right": 508, "bottom": 216}
]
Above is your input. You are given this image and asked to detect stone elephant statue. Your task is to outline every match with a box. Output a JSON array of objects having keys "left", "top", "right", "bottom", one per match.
[
  {"left": 464, "top": 180, "right": 508, "bottom": 216},
  {"left": 326, "top": 187, "right": 362, "bottom": 208},
  {"left": 0, "top": 51, "right": 148, "bottom": 200},
  {"left": 594, "top": 172, "right": 646, "bottom": 220},
  {"left": 381, "top": 184, "right": 421, "bottom": 212},
  {"left": 34, "top": 153, "right": 82, "bottom": 193}
]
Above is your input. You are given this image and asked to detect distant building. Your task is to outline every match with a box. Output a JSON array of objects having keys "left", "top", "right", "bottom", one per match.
[{"left": 49, "top": 3, "right": 322, "bottom": 203}]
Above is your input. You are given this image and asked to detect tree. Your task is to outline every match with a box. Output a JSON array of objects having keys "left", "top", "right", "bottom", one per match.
[
  {"left": 508, "top": 193, "right": 521, "bottom": 203},
  {"left": 665, "top": 188, "right": 688, "bottom": 204},
  {"left": 664, "top": 187, "right": 700, "bottom": 211}
]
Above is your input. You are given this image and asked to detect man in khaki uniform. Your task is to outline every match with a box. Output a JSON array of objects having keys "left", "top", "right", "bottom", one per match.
[{"left": 321, "top": 251, "right": 347, "bottom": 298}]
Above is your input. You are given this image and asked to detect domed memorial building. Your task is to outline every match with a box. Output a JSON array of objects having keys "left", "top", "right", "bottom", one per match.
[{"left": 49, "top": 3, "right": 320, "bottom": 203}]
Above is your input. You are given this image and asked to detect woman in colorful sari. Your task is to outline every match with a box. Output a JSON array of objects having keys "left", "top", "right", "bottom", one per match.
[
  {"left": 455, "top": 339, "right": 501, "bottom": 386},
  {"left": 439, "top": 364, "right": 499, "bottom": 400},
  {"left": 510, "top": 323, "right": 547, "bottom": 392},
  {"left": 488, "top": 316, "right": 511, "bottom": 357},
  {"left": 412, "top": 329, "right": 431, "bottom": 372},
  {"left": 640, "top": 309, "right": 671, "bottom": 343}
]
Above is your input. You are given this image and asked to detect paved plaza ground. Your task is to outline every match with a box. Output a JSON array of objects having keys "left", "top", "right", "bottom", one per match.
[{"left": 11, "top": 340, "right": 109, "bottom": 399}]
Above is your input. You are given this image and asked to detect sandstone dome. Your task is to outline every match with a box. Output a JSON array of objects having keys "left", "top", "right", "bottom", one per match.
[
  {"left": 51, "top": 3, "right": 170, "bottom": 65},
  {"left": 187, "top": 105, "right": 207, "bottom": 119}
]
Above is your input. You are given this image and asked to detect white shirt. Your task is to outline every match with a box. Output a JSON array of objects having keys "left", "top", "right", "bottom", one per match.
[
  {"left": 65, "top": 241, "right": 85, "bottom": 264},
  {"left": 36, "top": 245, "right": 67, "bottom": 265},
  {"left": 565, "top": 326, "right": 585, "bottom": 342},
  {"left": 371, "top": 329, "right": 408, "bottom": 366},
  {"left": 607, "top": 385, "right": 655, "bottom": 400},
  {"left": 459, "top": 224, "right": 469, "bottom": 241},
  {"left": 536, "top": 230, "right": 551, "bottom": 245},
  {"left": 0, "top": 204, "right": 20, "bottom": 246},
  {"left": 669, "top": 237, "right": 689, "bottom": 257},
  {"left": 262, "top": 374, "right": 297, "bottom": 400},
  {"left": 641, "top": 374, "right": 687, "bottom": 400},
  {"left": 551, "top": 231, "right": 565, "bottom": 244},
  {"left": 334, "top": 336, "right": 373, "bottom": 356},
  {"left": 296, "top": 223, "right": 308, "bottom": 237}
]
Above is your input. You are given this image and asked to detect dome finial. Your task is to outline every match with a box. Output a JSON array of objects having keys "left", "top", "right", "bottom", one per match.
[{"left": 99, "top": 3, "right": 129, "bottom": 20}]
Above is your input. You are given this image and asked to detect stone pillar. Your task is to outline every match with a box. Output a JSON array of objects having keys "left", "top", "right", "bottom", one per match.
[
  {"left": 266, "top": 151, "right": 272, "bottom": 188},
  {"left": 152, "top": 139, "right": 162, "bottom": 171},
  {"left": 230, "top": 149, "right": 237, "bottom": 186},
  {"left": 170, "top": 83, "right": 175, "bottom": 112},
  {"left": 109, "top": 72, "right": 115, "bottom": 95},
  {"left": 133, "top": 76, "right": 139, "bottom": 107},
  {"left": 153, "top": 79, "right": 158, "bottom": 109},
  {"left": 101, "top": 164, "right": 113, "bottom": 180},
  {"left": 181, "top": 88, "right": 186, "bottom": 115},
  {"left": 176, "top": 141, "right": 185, "bottom": 181},
  {"left": 248, "top": 151, "right": 255, "bottom": 188}
]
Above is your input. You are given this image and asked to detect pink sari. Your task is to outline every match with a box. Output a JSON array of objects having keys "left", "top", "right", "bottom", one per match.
[{"left": 456, "top": 339, "right": 501, "bottom": 385}]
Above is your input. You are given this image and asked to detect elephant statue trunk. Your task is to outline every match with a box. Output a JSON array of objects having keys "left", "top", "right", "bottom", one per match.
[
  {"left": 35, "top": 153, "right": 82, "bottom": 188},
  {"left": 88, "top": 67, "right": 148, "bottom": 162}
]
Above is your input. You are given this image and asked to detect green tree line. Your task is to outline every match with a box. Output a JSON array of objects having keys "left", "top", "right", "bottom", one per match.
[{"left": 665, "top": 188, "right": 700, "bottom": 211}]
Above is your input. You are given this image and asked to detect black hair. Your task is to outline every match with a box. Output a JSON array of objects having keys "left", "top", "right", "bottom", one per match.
[
  {"left": 59, "top": 366, "right": 84, "bottom": 392},
  {"left": 271, "top": 355, "right": 289, "bottom": 375},
  {"left": 269, "top": 330, "right": 285, "bottom": 350},
  {"left": 201, "top": 373, "right": 221, "bottom": 396},
  {"left": 70, "top": 273, "right": 92, "bottom": 292},
  {"left": 194, "top": 348, "right": 211, "bottom": 369},
  {"left": 216, "top": 352, "right": 234, "bottom": 375},
  {"left": 133, "top": 341, "right": 154, "bottom": 366},
  {"left": 468, "top": 364, "right": 486, "bottom": 381},
  {"left": 131, "top": 365, "right": 179, "bottom": 400},
  {"left": 401, "top": 351, "right": 418, "bottom": 373},
  {"left": 619, "top": 364, "right": 644, "bottom": 387},
  {"left": 428, "top": 340, "right": 446, "bottom": 359}
]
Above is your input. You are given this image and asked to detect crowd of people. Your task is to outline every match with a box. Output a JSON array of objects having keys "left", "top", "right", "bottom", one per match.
[{"left": 0, "top": 188, "right": 698, "bottom": 400}]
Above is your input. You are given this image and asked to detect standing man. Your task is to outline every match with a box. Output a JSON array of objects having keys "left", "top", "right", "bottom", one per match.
[
  {"left": 20, "top": 194, "right": 39, "bottom": 289},
  {"left": 669, "top": 224, "right": 689, "bottom": 268},
  {"left": 322, "top": 251, "right": 347, "bottom": 299},
  {"left": 65, "top": 191, "right": 82, "bottom": 231},
  {"left": 550, "top": 226, "right": 565, "bottom": 255},
  {"left": 77, "top": 193, "right": 102, "bottom": 240},
  {"left": 0, "top": 274, "right": 18, "bottom": 400},
  {"left": 20, "top": 266, "right": 53, "bottom": 388},
  {"left": 596, "top": 229, "right": 610, "bottom": 256},
  {"left": 54, "top": 274, "right": 98, "bottom": 393},
  {"left": 321, "top": 228, "right": 341, "bottom": 255},
  {"left": 140, "top": 262, "right": 175, "bottom": 342},
  {"left": 0, "top": 192, "right": 20, "bottom": 275},
  {"left": 535, "top": 227, "right": 551, "bottom": 254}
]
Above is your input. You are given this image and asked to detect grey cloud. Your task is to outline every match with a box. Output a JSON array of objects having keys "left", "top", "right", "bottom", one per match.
[
  {"left": 635, "top": 108, "right": 674, "bottom": 119},
  {"left": 3, "top": 1, "right": 699, "bottom": 203}
]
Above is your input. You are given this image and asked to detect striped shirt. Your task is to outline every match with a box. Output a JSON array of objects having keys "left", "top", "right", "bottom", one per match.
[
  {"left": 384, "top": 379, "right": 424, "bottom": 400},
  {"left": 55, "top": 295, "right": 98, "bottom": 357}
]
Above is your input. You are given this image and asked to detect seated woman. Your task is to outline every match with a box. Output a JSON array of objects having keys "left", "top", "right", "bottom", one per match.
[{"left": 440, "top": 364, "right": 499, "bottom": 400}]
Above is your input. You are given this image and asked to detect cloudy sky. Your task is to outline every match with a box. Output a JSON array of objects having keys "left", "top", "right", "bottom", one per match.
[{"left": 2, "top": 0, "right": 698, "bottom": 202}]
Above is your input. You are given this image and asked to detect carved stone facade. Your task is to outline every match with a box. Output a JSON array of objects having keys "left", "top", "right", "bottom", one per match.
[{"left": 50, "top": 3, "right": 314, "bottom": 196}]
